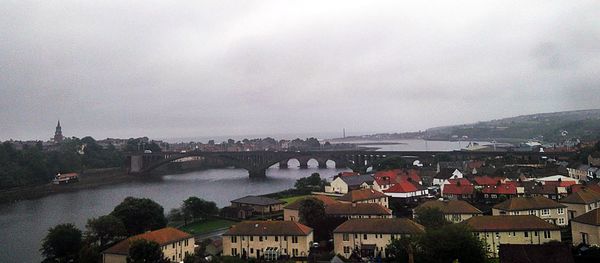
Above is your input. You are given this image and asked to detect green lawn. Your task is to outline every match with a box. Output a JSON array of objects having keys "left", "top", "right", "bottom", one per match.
[
  {"left": 279, "top": 195, "right": 309, "bottom": 204},
  {"left": 179, "top": 218, "right": 237, "bottom": 235}
]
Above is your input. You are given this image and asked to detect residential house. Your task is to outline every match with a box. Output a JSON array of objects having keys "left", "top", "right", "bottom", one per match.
[
  {"left": 521, "top": 181, "right": 568, "bottom": 200},
  {"left": 498, "top": 243, "right": 574, "bottom": 263},
  {"left": 383, "top": 179, "right": 429, "bottom": 199},
  {"left": 205, "top": 239, "right": 223, "bottom": 256},
  {"left": 223, "top": 221, "right": 313, "bottom": 260},
  {"left": 325, "top": 203, "right": 392, "bottom": 219},
  {"left": 568, "top": 164, "right": 591, "bottom": 181},
  {"left": 220, "top": 206, "right": 254, "bottom": 220},
  {"left": 472, "top": 176, "right": 506, "bottom": 186},
  {"left": 333, "top": 218, "right": 425, "bottom": 259},
  {"left": 463, "top": 215, "right": 562, "bottom": 258},
  {"left": 338, "top": 188, "right": 389, "bottom": 208},
  {"left": 441, "top": 182, "right": 475, "bottom": 200},
  {"left": 492, "top": 196, "right": 568, "bottom": 226},
  {"left": 102, "top": 227, "right": 195, "bottom": 263},
  {"left": 589, "top": 153, "right": 600, "bottom": 167},
  {"left": 559, "top": 188, "right": 600, "bottom": 220},
  {"left": 414, "top": 199, "right": 482, "bottom": 223},
  {"left": 571, "top": 208, "right": 600, "bottom": 246},
  {"left": 283, "top": 195, "right": 339, "bottom": 221},
  {"left": 230, "top": 196, "right": 286, "bottom": 214},
  {"left": 325, "top": 174, "right": 379, "bottom": 194},
  {"left": 481, "top": 183, "right": 519, "bottom": 200},
  {"left": 433, "top": 168, "right": 463, "bottom": 186}
]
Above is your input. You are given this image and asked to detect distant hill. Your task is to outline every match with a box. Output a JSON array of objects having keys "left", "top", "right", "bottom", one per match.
[{"left": 333, "top": 109, "right": 600, "bottom": 143}]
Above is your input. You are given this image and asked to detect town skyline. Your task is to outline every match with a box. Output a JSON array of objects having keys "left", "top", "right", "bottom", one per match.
[{"left": 2, "top": 1, "right": 599, "bottom": 141}]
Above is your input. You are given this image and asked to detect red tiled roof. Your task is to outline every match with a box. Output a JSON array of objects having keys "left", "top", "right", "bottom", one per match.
[
  {"left": 339, "top": 188, "right": 386, "bottom": 202},
  {"left": 339, "top": 172, "right": 359, "bottom": 177},
  {"left": 442, "top": 184, "right": 475, "bottom": 195},
  {"left": 482, "top": 184, "right": 517, "bottom": 195},
  {"left": 374, "top": 171, "right": 398, "bottom": 186},
  {"left": 333, "top": 218, "right": 425, "bottom": 234},
  {"left": 384, "top": 180, "right": 423, "bottom": 193},
  {"left": 446, "top": 178, "right": 472, "bottom": 186},
  {"left": 103, "top": 227, "right": 192, "bottom": 255},
  {"left": 473, "top": 176, "right": 505, "bottom": 186},
  {"left": 224, "top": 221, "right": 312, "bottom": 236},
  {"left": 463, "top": 215, "right": 559, "bottom": 231}
]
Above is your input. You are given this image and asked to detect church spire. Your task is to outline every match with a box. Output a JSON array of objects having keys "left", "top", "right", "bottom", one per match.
[{"left": 54, "top": 120, "right": 63, "bottom": 143}]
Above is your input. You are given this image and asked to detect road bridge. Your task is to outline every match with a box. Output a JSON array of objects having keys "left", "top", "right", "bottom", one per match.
[{"left": 125, "top": 150, "right": 575, "bottom": 178}]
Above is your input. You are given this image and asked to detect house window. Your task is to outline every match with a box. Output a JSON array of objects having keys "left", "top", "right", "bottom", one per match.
[
  {"left": 363, "top": 234, "right": 368, "bottom": 240},
  {"left": 172, "top": 243, "right": 175, "bottom": 248},
  {"left": 524, "top": 231, "right": 529, "bottom": 237},
  {"left": 264, "top": 236, "right": 268, "bottom": 241},
  {"left": 544, "top": 231, "right": 551, "bottom": 238},
  {"left": 231, "top": 248, "right": 237, "bottom": 256},
  {"left": 354, "top": 234, "right": 358, "bottom": 239},
  {"left": 231, "top": 236, "right": 237, "bottom": 243},
  {"left": 529, "top": 210, "right": 536, "bottom": 215},
  {"left": 250, "top": 248, "right": 253, "bottom": 254},
  {"left": 284, "top": 236, "right": 287, "bottom": 241},
  {"left": 250, "top": 236, "right": 253, "bottom": 241},
  {"left": 344, "top": 246, "right": 350, "bottom": 254},
  {"left": 292, "top": 236, "right": 298, "bottom": 243},
  {"left": 559, "top": 218, "right": 565, "bottom": 225},
  {"left": 582, "top": 233, "right": 589, "bottom": 245},
  {"left": 293, "top": 249, "right": 298, "bottom": 256},
  {"left": 451, "top": 214, "right": 460, "bottom": 221},
  {"left": 541, "top": 209, "right": 550, "bottom": 216},
  {"left": 172, "top": 255, "right": 175, "bottom": 261},
  {"left": 557, "top": 208, "right": 564, "bottom": 214},
  {"left": 275, "top": 236, "right": 278, "bottom": 241},
  {"left": 259, "top": 236, "right": 263, "bottom": 242},
  {"left": 343, "top": 233, "right": 349, "bottom": 241},
  {"left": 534, "top": 231, "right": 538, "bottom": 236}
]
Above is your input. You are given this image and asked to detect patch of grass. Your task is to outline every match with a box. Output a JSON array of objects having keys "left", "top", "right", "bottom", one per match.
[
  {"left": 279, "top": 195, "right": 309, "bottom": 204},
  {"left": 179, "top": 218, "right": 236, "bottom": 235}
]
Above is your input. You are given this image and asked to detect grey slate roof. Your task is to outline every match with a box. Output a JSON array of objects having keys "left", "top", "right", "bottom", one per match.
[
  {"left": 340, "top": 174, "right": 375, "bottom": 187},
  {"left": 231, "top": 195, "right": 285, "bottom": 206}
]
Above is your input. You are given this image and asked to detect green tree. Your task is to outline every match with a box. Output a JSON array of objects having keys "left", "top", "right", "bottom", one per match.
[
  {"left": 181, "top": 197, "right": 218, "bottom": 224},
  {"left": 414, "top": 207, "right": 449, "bottom": 230},
  {"left": 126, "top": 239, "right": 169, "bottom": 263},
  {"left": 40, "top": 223, "right": 83, "bottom": 263},
  {"left": 85, "top": 214, "right": 127, "bottom": 248},
  {"left": 78, "top": 244, "right": 101, "bottom": 263},
  {"left": 298, "top": 198, "right": 325, "bottom": 227},
  {"left": 419, "top": 224, "right": 488, "bottom": 263},
  {"left": 294, "top": 173, "right": 327, "bottom": 191},
  {"left": 111, "top": 197, "right": 167, "bottom": 236},
  {"left": 386, "top": 236, "right": 420, "bottom": 263}
]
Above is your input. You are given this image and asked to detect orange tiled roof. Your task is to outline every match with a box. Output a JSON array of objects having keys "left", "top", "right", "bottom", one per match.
[
  {"left": 103, "top": 227, "right": 192, "bottom": 255},
  {"left": 560, "top": 189, "right": 600, "bottom": 204},
  {"left": 338, "top": 188, "right": 386, "bottom": 202},
  {"left": 572, "top": 208, "right": 600, "bottom": 226},
  {"left": 223, "top": 221, "right": 312, "bottom": 236}
]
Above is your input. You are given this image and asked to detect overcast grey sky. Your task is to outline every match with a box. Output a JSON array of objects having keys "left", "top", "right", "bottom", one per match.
[{"left": 1, "top": 1, "right": 599, "bottom": 141}]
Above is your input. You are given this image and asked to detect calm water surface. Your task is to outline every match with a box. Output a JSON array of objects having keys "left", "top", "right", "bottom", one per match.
[{"left": 0, "top": 140, "right": 475, "bottom": 262}]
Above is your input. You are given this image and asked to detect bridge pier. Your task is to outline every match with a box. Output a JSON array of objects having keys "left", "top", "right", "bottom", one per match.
[
  {"left": 248, "top": 169, "right": 267, "bottom": 178},
  {"left": 317, "top": 159, "right": 328, "bottom": 169},
  {"left": 297, "top": 157, "right": 310, "bottom": 169},
  {"left": 278, "top": 160, "right": 289, "bottom": 169}
]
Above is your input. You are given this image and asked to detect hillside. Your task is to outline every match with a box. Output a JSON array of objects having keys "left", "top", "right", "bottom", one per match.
[{"left": 334, "top": 109, "right": 600, "bottom": 143}]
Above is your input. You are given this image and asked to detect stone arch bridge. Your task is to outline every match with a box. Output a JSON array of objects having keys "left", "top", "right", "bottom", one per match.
[{"left": 125, "top": 150, "right": 574, "bottom": 178}]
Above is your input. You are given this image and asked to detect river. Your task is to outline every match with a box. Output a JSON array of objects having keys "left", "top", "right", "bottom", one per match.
[{"left": 0, "top": 139, "right": 481, "bottom": 262}]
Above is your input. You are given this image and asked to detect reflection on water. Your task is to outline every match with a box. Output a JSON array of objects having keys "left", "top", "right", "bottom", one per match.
[{"left": 0, "top": 160, "right": 348, "bottom": 263}]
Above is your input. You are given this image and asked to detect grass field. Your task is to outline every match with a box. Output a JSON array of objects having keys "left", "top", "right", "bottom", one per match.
[
  {"left": 179, "top": 218, "right": 237, "bottom": 235},
  {"left": 279, "top": 195, "right": 309, "bottom": 204}
]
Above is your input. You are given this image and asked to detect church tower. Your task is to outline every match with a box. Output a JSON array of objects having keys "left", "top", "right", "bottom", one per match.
[{"left": 54, "top": 120, "right": 64, "bottom": 143}]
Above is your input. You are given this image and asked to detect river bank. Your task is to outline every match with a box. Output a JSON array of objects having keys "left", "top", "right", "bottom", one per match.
[{"left": 0, "top": 168, "right": 141, "bottom": 204}]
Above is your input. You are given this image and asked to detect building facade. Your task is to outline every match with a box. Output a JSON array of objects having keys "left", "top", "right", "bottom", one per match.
[{"left": 492, "top": 196, "right": 568, "bottom": 226}]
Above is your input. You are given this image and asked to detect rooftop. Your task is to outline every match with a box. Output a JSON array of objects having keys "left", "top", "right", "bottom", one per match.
[
  {"left": 283, "top": 195, "right": 339, "bottom": 210},
  {"left": 103, "top": 227, "right": 192, "bottom": 255},
  {"left": 333, "top": 218, "right": 425, "bottom": 234},
  {"left": 559, "top": 188, "right": 600, "bottom": 204},
  {"left": 416, "top": 200, "right": 482, "bottom": 214},
  {"left": 462, "top": 215, "right": 560, "bottom": 231},
  {"left": 494, "top": 196, "right": 566, "bottom": 211},
  {"left": 223, "top": 221, "right": 312, "bottom": 236},
  {"left": 572, "top": 208, "right": 600, "bottom": 226},
  {"left": 338, "top": 188, "right": 386, "bottom": 202},
  {"left": 325, "top": 202, "right": 392, "bottom": 216},
  {"left": 340, "top": 174, "right": 375, "bottom": 186},
  {"left": 231, "top": 196, "right": 285, "bottom": 206}
]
